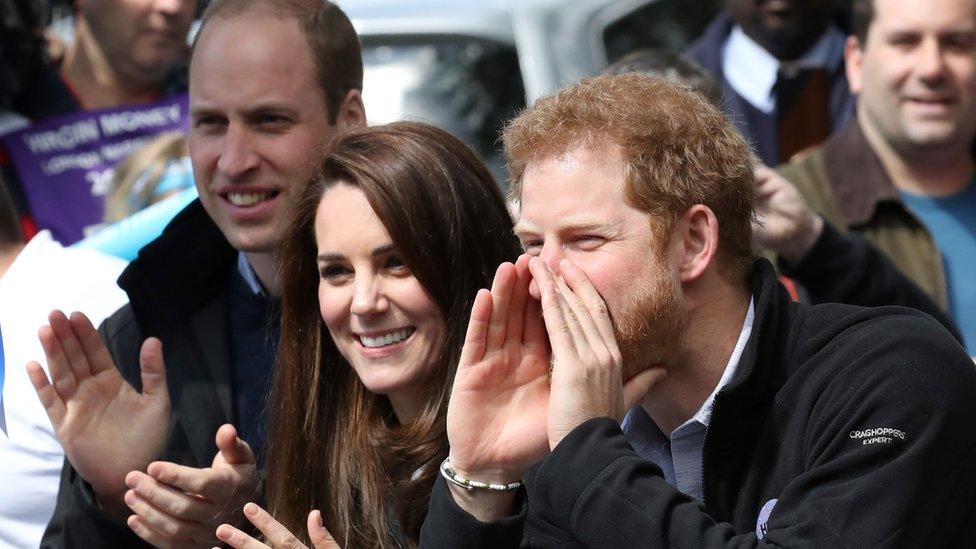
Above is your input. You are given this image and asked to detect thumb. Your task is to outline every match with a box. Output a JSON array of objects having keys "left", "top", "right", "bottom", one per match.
[
  {"left": 621, "top": 367, "right": 667, "bottom": 418},
  {"left": 215, "top": 424, "right": 255, "bottom": 465},
  {"left": 139, "top": 337, "right": 169, "bottom": 401},
  {"left": 308, "top": 510, "right": 341, "bottom": 549}
]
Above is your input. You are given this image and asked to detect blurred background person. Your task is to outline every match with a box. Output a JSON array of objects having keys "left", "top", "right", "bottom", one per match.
[
  {"left": 68, "top": 131, "right": 196, "bottom": 262},
  {"left": 780, "top": 0, "right": 976, "bottom": 355},
  {"left": 0, "top": 0, "right": 196, "bottom": 245},
  {"left": 0, "top": 0, "right": 50, "bottom": 236},
  {"left": 13, "top": 0, "right": 195, "bottom": 119},
  {"left": 102, "top": 131, "right": 191, "bottom": 223},
  {"left": 0, "top": 175, "right": 127, "bottom": 548},
  {"left": 687, "top": 0, "right": 854, "bottom": 166},
  {"left": 0, "top": 0, "right": 45, "bottom": 136}
]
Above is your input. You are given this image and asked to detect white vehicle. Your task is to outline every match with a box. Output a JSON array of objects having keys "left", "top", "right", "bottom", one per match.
[{"left": 344, "top": 0, "right": 721, "bottom": 182}]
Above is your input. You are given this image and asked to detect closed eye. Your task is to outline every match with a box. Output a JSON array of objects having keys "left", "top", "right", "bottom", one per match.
[
  {"left": 520, "top": 239, "right": 543, "bottom": 256},
  {"left": 943, "top": 33, "right": 976, "bottom": 51},
  {"left": 571, "top": 235, "right": 605, "bottom": 250},
  {"left": 887, "top": 33, "right": 920, "bottom": 48}
]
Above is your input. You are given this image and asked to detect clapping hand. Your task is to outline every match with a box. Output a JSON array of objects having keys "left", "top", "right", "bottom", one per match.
[
  {"left": 215, "top": 503, "right": 340, "bottom": 549},
  {"left": 124, "top": 424, "right": 260, "bottom": 547},
  {"left": 26, "top": 310, "right": 170, "bottom": 515}
]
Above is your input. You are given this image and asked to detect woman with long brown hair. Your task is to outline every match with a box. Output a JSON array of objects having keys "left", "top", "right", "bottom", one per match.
[{"left": 215, "top": 121, "right": 520, "bottom": 548}]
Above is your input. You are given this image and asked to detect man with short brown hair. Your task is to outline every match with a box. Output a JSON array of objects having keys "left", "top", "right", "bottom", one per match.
[{"left": 421, "top": 73, "right": 976, "bottom": 547}]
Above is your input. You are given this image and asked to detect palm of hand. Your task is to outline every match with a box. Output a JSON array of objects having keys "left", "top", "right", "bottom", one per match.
[
  {"left": 60, "top": 366, "right": 170, "bottom": 499},
  {"left": 448, "top": 330, "right": 551, "bottom": 476},
  {"left": 29, "top": 312, "right": 172, "bottom": 504}
]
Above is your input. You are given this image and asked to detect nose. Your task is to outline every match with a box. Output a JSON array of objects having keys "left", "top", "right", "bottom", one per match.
[
  {"left": 217, "top": 124, "right": 259, "bottom": 180},
  {"left": 917, "top": 38, "right": 948, "bottom": 83},
  {"left": 538, "top": 241, "right": 563, "bottom": 273},
  {"left": 350, "top": 274, "right": 389, "bottom": 317},
  {"left": 154, "top": 0, "right": 192, "bottom": 16}
]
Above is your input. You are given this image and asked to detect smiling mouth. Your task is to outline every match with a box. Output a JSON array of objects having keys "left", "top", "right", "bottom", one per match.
[
  {"left": 226, "top": 191, "right": 280, "bottom": 207},
  {"left": 358, "top": 328, "right": 416, "bottom": 349}
]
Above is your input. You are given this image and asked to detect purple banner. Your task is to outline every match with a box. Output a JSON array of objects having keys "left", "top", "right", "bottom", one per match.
[{"left": 1, "top": 94, "right": 189, "bottom": 245}]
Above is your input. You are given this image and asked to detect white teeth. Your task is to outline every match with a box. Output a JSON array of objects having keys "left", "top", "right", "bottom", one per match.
[
  {"left": 360, "top": 328, "right": 414, "bottom": 348},
  {"left": 227, "top": 192, "right": 270, "bottom": 206}
]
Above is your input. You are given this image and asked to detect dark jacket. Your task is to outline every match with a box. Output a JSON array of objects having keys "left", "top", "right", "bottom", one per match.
[
  {"left": 779, "top": 122, "right": 950, "bottom": 313},
  {"left": 778, "top": 220, "right": 962, "bottom": 342},
  {"left": 41, "top": 200, "right": 241, "bottom": 547},
  {"left": 686, "top": 11, "right": 854, "bottom": 166},
  {"left": 421, "top": 260, "right": 976, "bottom": 547}
]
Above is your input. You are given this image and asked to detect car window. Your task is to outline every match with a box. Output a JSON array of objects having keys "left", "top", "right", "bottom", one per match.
[
  {"left": 361, "top": 36, "right": 525, "bottom": 186},
  {"left": 602, "top": 0, "right": 723, "bottom": 62}
]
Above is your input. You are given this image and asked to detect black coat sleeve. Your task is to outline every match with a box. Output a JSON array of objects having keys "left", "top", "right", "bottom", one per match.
[
  {"left": 40, "top": 306, "right": 151, "bottom": 548},
  {"left": 528, "top": 314, "right": 976, "bottom": 547},
  {"left": 780, "top": 220, "right": 963, "bottom": 343}
]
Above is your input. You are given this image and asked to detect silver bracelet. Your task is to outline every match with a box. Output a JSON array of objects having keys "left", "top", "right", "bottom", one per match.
[{"left": 439, "top": 457, "right": 523, "bottom": 492}]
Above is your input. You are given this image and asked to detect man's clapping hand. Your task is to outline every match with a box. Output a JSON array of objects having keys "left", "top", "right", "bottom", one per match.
[
  {"left": 26, "top": 310, "right": 170, "bottom": 515},
  {"left": 124, "top": 424, "right": 260, "bottom": 547}
]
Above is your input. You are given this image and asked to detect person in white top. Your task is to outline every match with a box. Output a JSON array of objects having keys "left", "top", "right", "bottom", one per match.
[{"left": 0, "top": 178, "right": 127, "bottom": 548}]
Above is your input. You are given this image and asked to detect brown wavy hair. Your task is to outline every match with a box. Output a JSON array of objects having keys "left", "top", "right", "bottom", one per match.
[{"left": 267, "top": 121, "right": 519, "bottom": 548}]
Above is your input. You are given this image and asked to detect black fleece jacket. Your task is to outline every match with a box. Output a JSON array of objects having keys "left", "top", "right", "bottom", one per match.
[{"left": 421, "top": 260, "right": 976, "bottom": 547}]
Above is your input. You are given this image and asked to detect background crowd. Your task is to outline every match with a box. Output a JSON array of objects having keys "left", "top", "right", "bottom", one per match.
[{"left": 1, "top": 0, "right": 975, "bottom": 547}]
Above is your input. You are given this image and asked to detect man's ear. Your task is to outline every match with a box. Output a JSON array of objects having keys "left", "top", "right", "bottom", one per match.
[
  {"left": 673, "top": 205, "right": 719, "bottom": 283},
  {"left": 335, "top": 89, "right": 366, "bottom": 130},
  {"left": 844, "top": 35, "right": 865, "bottom": 96}
]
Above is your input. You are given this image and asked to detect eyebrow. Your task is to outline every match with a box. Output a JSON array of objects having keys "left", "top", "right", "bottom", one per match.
[
  {"left": 190, "top": 102, "right": 299, "bottom": 119},
  {"left": 513, "top": 218, "right": 614, "bottom": 236},
  {"left": 246, "top": 104, "right": 300, "bottom": 118},
  {"left": 189, "top": 106, "right": 221, "bottom": 119},
  {"left": 317, "top": 243, "right": 397, "bottom": 263},
  {"left": 884, "top": 27, "right": 976, "bottom": 37}
]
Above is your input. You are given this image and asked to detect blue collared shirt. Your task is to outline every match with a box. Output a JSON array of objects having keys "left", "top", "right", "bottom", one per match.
[
  {"left": 237, "top": 251, "right": 267, "bottom": 296},
  {"left": 621, "top": 299, "right": 755, "bottom": 501}
]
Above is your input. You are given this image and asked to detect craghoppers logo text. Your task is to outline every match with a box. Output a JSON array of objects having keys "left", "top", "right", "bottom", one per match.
[{"left": 849, "top": 427, "right": 906, "bottom": 446}]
